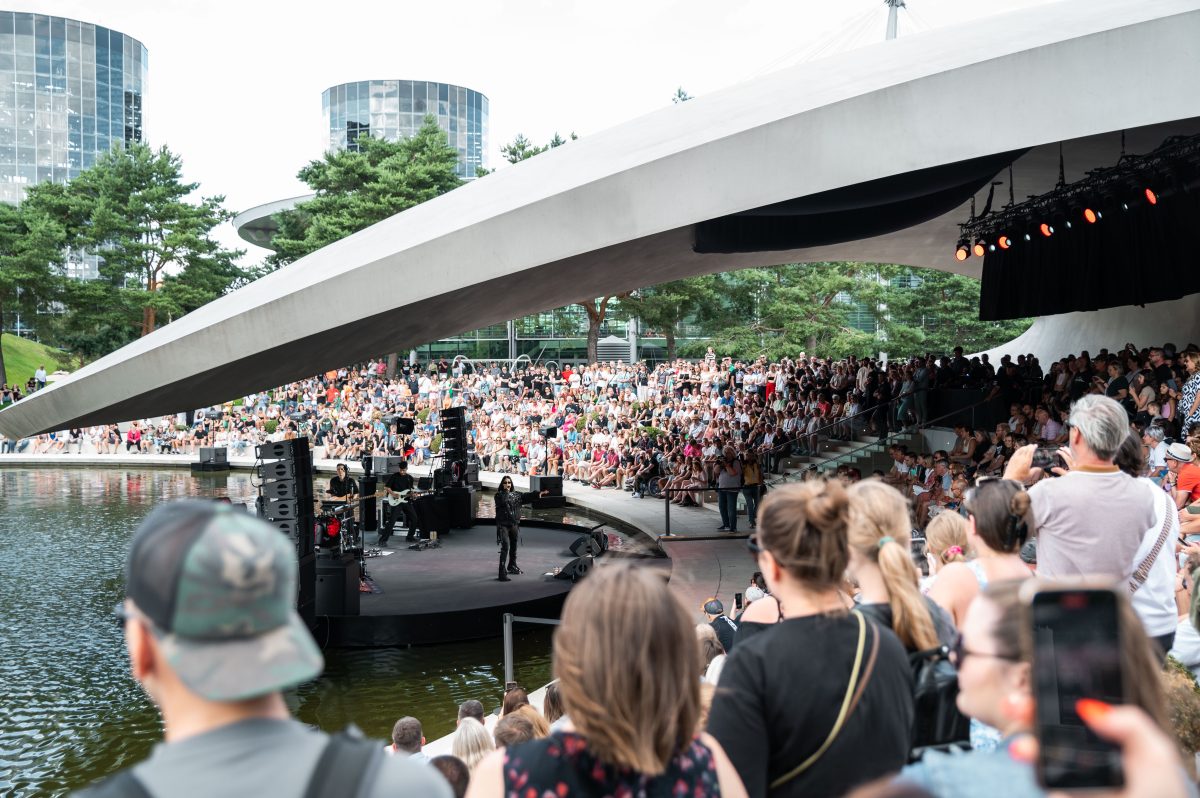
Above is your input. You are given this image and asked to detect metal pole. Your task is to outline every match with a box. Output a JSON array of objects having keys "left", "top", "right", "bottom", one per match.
[
  {"left": 502, "top": 612, "right": 514, "bottom": 686},
  {"left": 664, "top": 490, "right": 671, "bottom": 535}
]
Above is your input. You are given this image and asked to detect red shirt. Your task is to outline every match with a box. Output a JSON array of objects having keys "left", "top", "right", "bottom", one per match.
[{"left": 1179, "top": 462, "right": 1200, "bottom": 505}]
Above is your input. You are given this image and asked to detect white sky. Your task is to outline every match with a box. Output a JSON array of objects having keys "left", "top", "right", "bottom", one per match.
[{"left": 12, "top": 0, "right": 1055, "bottom": 259}]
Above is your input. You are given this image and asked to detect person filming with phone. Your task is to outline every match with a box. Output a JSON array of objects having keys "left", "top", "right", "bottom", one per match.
[{"left": 1003, "top": 395, "right": 1156, "bottom": 583}]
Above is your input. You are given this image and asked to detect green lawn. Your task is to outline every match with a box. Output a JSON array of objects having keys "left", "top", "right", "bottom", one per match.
[{"left": 2, "top": 333, "right": 75, "bottom": 388}]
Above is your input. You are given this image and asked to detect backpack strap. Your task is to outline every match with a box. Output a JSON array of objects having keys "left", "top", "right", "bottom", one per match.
[
  {"left": 1130, "top": 490, "right": 1176, "bottom": 594},
  {"left": 303, "top": 728, "right": 382, "bottom": 798}
]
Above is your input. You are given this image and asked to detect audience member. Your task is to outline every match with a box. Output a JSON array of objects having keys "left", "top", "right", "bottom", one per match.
[
  {"left": 389, "top": 717, "right": 428, "bottom": 761},
  {"left": 457, "top": 700, "right": 485, "bottom": 727},
  {"left": 1165, "top": 441, "right": 1200, "bottom": 509},
  {"left": 702, "top": 597, "right": 738, "bottom": 654},
  {"left": 77, "top": 501, "right": 449, "bottom": 797},
  {"left": 429, "top": 756, "right": 470, "bottom": 798},
  {"left": 467, "top": 562, "right": 746, "bottom": 798},
  {"left": 695, "top": 624, "right": 727, "bottom": 684},
  {"left": 451, "top": 718, "right": 494, "bottom": 772},
  {"left": 492, "top": 714, "right": 536, "bottom": 749},
  {"left": 542, "top": 682, "right": 565, "bottom": 729},
  {"left": 708, "top": 480, "right": 914, "bottom": 797}
]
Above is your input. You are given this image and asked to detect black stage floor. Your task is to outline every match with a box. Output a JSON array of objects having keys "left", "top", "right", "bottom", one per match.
[{"left": 316, "top": 519, "right": 640, "bottom": 647}]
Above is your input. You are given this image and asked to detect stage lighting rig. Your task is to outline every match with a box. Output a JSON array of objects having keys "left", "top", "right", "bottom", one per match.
[{"left": 954, "top": 132, "right": 1200, "bottom": 260}]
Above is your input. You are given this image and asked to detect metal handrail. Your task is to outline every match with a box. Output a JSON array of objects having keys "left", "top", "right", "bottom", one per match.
[{"left": 502, "top": 612, "right": 560, "bottom": 686}]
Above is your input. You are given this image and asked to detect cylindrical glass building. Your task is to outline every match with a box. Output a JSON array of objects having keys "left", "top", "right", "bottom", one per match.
[
  {"left": 0, "top": 12, "right": 147, "bottom": 210},
  {"left": 322, "top": 80, "right": 488, "bottom": 179}
]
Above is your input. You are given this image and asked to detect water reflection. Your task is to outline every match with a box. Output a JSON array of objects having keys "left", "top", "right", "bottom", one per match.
[{"left": 0, "top": 468, "right": 628, "bottom": 797}]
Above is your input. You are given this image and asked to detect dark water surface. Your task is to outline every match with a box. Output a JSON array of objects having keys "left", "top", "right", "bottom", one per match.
[{"left": 0, "top": 468, "right": 641, "bottom": 797}]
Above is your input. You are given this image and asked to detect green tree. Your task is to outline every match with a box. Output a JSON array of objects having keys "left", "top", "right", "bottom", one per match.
[
  {"left": 621, "top": 276, "right": 721, "bottom": 361},
  {"left": 0, "top": 202, "right": 65, "bottom": 384},
  {"left": 880, "top": 268, "right": 1031, "bottom": 355},
  {"left": 269, "top": 116, "right": 463, "bottom": 268},
  {"left": 672, "top": 87, "right": 693, "bottom": 103},
  {"left": 28, "top": 143, "right": 244, "bottom": 340}
]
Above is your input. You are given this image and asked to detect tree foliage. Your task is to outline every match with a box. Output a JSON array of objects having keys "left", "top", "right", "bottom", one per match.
[
  {"left": 0, "top": 202, "right": 65, "bottom": 383},
  {"left": 621, "top": 275, "right": 722, "bottom": 360},
  {"left": 269, "top": 116, "right": 463, "bottom": 267}
]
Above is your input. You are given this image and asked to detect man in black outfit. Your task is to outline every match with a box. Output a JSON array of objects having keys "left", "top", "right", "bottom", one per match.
[
  {"left": 703, "top": 598, "right": 738, "bottom": 653},
  {"left": 493, "top": 476, "right": 548, "bottom": 581},
  {"left": 327, "top": 463, "right": 358, "bottom": 501},
  {"left": 379, "top": 461, "right": 421, "bottom": 545}
]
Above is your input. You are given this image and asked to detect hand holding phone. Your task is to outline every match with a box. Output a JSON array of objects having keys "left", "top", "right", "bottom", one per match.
[{"left": 1025, "top": 584, "right": 1127, "bottom": 790}]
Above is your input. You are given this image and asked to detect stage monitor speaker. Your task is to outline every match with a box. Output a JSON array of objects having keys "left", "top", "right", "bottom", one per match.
[
  {"left": 372, "top": 455, "right": 407, "bottom": 475},
  {"left": 555, "top": 555, "right": 594, "bottom": 582},
  {"left": 199, "top": 446, "right": 228, "bottom": 464},
  {"left": 315, "top": 554, "right": 360, "bottom": 616},
  {"left": 433, "top": 468, "right": 453, "bottom": 490},
  {"left": 530, "top": 476, "right": 563, "bottom": 496},
  {"left": 417, "top": 476, "right": 433, "bottom": 490},
  {"left": 395, "top": 417, "right": 416, "bottom": 435},
  {"left": 539, "top": 424, "right": 557, "bottom": 439},
  {"left": 569, "top": 534, "right": 603, "bottom": 557},
  {"left": 465, "top": 461, "right": 481, "bottom": 487}
]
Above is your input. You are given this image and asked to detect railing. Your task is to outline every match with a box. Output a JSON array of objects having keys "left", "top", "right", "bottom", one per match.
[{"left": 502, "top": 612, "right": 561, "bottom": 686}]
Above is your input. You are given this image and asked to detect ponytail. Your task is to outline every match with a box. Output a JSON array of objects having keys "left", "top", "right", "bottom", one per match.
[
  {"left": 878, "top": 537, "right": 940, "bottom": 651},
  {"left": 847, "top": 481, "right": 940, "bottom": 652}
]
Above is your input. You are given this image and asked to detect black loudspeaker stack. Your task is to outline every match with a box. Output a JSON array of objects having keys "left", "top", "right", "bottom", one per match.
[
  {"left": 530, "top": 475, "right": 565, "bottom": 508},
  {"left": 359, "top": 475, "right": 377, "bottom": 533},
  {"left": 440, "top": 407, "right": 469, "bottom": 474},
  {"left": 255, "top": 439, "right": 316, "bottom": 627}
]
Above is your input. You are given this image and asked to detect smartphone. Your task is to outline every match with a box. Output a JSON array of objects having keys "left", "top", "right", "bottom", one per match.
[
  {"left": 1026, "top": 585, "right": 1125, "bottom": 790},
  {"left": 734, "top": 592, "right": 744, "bottom": 611},
  {"left": 1031, "top": 446, "right": 1063, "bottom": 470}
]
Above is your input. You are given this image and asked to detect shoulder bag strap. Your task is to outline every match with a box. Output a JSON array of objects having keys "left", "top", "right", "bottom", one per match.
[
  {"left": 1130, "top": 490, "right": 1176, "bottom": 594},
  {"left": 303, "top": 729, "right": 381, "bottom": 798},
  {"left": 769, "top": 611, "right": 876, "bottom": 790}
]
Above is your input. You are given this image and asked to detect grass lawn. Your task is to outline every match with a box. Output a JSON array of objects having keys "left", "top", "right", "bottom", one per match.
[{"left": 2, "top": 333, "right": 76, "bottom": 388}]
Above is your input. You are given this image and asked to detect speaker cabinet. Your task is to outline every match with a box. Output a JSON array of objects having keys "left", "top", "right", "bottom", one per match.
[
  {"left": 569, "top": 534, "right": 603, "bottom": 557},
  {"left": 199, "top": 446, "right": 228, "bottom": 463},
  {"left": 315, "top": 553, "right": 360, "bottom": 616},
  {"left": 555, "top": 555, "right": 594, "bottom": 582}
]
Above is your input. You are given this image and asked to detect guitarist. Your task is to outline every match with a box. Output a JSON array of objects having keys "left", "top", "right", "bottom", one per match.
[{"left": 381, "top": 461, "right": 421, "bottom": 545}]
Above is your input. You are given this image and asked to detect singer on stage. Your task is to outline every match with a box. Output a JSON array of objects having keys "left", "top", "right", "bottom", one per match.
[{"left": 494, "top": 476, "right": 548, "bottom": 582}]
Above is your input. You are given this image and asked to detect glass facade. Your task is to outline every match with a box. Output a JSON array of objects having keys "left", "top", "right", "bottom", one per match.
[
  {"left": 321, "top": 80, "right": 488, "bottom": 179},
  {"left": 0, "top": 12, "right": 147, "bottom": 280}
]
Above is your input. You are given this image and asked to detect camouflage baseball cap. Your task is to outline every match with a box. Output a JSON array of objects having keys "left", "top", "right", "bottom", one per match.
[{"left": 123, "top": 500, "right": 323, "bottom": 701}]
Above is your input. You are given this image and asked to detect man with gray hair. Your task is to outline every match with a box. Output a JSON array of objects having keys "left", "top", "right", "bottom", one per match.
[
  {"left": 1005, "top": 394, "right": 1155, "bottom": 581},
  {"left": 1143, "top": 425, "right": 1168, "bottom": 473}
]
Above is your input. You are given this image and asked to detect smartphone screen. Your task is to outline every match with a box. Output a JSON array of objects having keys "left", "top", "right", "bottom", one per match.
[
  {"left": 734, "top": 592, "right": 744, "bottom": 610},
  {"left": 1031, "top": 588, "right": 1125, "bottom": 790}
]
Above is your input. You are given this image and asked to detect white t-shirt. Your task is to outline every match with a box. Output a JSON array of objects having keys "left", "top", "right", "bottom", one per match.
[{"left": 1129, "top": 478, "right": 1179, "bottom": 637}]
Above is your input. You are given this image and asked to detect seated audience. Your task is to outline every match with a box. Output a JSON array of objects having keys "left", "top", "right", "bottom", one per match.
[
  {"left": 430, "top": 755, "right": 470, "bottom": 798},
  {"left": 451, "top": 717, "right": 495, "bottom": 772}
]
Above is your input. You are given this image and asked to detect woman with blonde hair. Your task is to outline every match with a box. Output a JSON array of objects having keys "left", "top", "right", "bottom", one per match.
[
  {"left": 708, "top": 479, "right": 913, "bottom": 797},
  {"left": 452, "top": 717, "right": 496, "bottom": 771},
  {"left": 466, "top": 562, "right": 746, "bottom": 798},
  {"left": 922, "top": 511, "right": 970, "bottom": 587}
]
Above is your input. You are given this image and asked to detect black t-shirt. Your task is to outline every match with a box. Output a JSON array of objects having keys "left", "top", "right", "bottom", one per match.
[
  {"left": 385, "top": 472, "right": 414, "bottom": 494},
  {"left": 328, "top": 475, "right": 358, "bottom": 498},
  {"left": 710, "top": 615, "right": 738, "bottom": 654},
  {"left": 707, "top": 613, "right": 913, "bottom": 798}
]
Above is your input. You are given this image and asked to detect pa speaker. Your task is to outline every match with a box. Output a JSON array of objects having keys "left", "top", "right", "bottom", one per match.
[
  {"left": 395, "top": 417, "right": 416, "bottom": 435},
  {"left": 256, "top": 440, "right": 307, "bottom": 460},
  {"left": 199, "top": 446, "right": 227, "bottom": 464},
  {"left": 569, "top": 535, "right": 603, "bottom": 557},
  {"left": 262, "top": 498, "right": 299, "bottom": 521},
  {"left": 258, "top": 460, "right": 297, "bottom": 481},
  {"left": 260, "top": 478, "right": 301, "bottom": 501},
  {"left": 530, "top": 476, "right": 563, "bottom": 496},
  {"left": 539, "top": 424, "right": 557, "bottom": 439},
  {"left": 555, "top": 555, "right": 594, "bottom": 582}
]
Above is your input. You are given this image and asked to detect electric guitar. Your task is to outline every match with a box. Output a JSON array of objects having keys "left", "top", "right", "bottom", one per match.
[{"left": 375, "top": 488, "right": 424, "bottom": 506}]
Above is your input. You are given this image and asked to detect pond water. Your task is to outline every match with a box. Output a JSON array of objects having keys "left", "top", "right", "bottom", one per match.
[{"left": 0, "top": 468, "right": 650, "bottom": 797}]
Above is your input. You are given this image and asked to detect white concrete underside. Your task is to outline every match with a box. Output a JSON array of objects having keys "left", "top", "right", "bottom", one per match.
[{"left": 2, "top": 0, "right": 1199, "bottom": 438}]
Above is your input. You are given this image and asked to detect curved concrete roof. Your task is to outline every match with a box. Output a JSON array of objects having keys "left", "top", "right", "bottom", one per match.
[
  {"left": 231, "top": 193, "right": 313, "bottom": 250},
  {"left": 3, "top": 0, "right": 1199, "bottom": 438}
]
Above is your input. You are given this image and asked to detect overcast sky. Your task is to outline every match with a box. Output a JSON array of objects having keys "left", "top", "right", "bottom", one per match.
[{"left": 13, "top": 0, "right": 1054, "bottom": 257}]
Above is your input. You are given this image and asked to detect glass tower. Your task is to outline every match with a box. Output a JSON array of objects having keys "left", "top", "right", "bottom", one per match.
[
  {"left": 322, "top": 80, "right": 488, "bottom": 179},
  {"left": 0, "top": 13, "right": 147, "bottom": 280}
]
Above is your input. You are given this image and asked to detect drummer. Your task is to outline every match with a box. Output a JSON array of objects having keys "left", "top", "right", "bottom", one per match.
[
  {"left": 327, "top": 463, "right": 358, "bottom": 502},
  {"left": 380, "top": 460, "right": 421, "bottom": 545}
]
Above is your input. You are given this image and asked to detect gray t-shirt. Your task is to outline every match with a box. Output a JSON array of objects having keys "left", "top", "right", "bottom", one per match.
[
  {"left": 716, "top": 459, "right": 742, "bottom": 490},
  {"left": 1029, "top": 467, "right": 1156, "bottom": 581},
  {"left": 85, "top": 718, "right": 450, "bottom": 798}
]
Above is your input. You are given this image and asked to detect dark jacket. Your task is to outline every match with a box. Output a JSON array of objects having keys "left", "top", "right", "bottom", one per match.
[{"left": 495, "top": 489, "right": 538, "bottom": 527}]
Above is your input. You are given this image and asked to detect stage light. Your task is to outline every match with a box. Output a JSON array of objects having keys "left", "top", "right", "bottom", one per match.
[
  {"left": 1083, "top": 207, "right": 1098, "bottom": 224},
  {"left": 997, "top": 234, "right": 1012, "bottom": 250},
  {"left": 1145, "top": 187, "right": 1158, "bottom": 205},
  {"left": 1040, "top": 222, "right": 1054, "bottom": 237},
  {"left": 972, "top": 240, "right": 986, "bottom": 257},
  {"left": 955, "top": 240, "right": 969, "bottom": 261},
  {"left": 988, "top": 243, "right": 996, "bottom": 252}
]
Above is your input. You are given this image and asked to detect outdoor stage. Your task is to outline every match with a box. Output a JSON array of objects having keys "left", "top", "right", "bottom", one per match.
[{"left": 313, "top": 518, "right": 666, "bottom": 647}]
